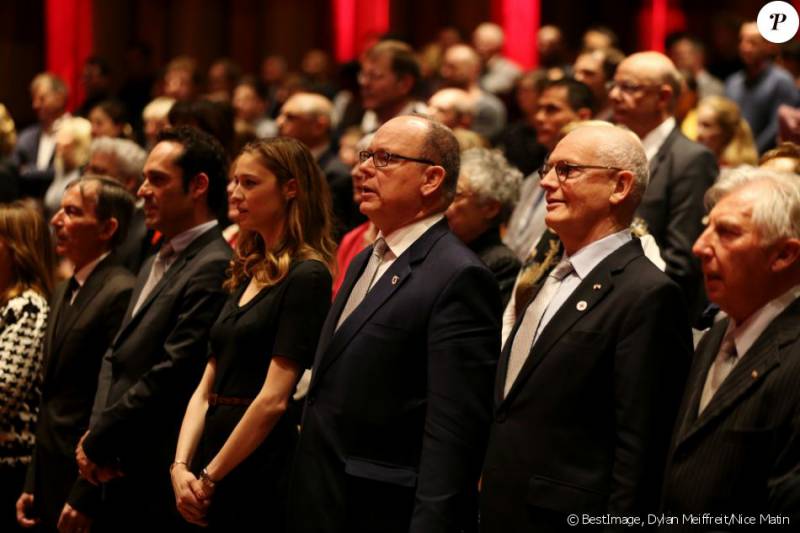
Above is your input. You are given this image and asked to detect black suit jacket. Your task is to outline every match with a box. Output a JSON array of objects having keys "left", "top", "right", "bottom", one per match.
[
  {"left": 288, "top": 219, "right": 500, "bottom": 533},
  {"left": 661, "top": 298, "right": 800, "bottom": 530},
  {"left": 636, "top": 127, "right": 718, "bottom": 321},
  {"left": 469, "top": 229, "right": 521, "bottom": 309},
  {"left": 24, "top": 255, "right": 134, "bottom": 527},
  {"left": 82, "top": 227, "right": 230, "bottom": 524},
  {"left": 481, "top": 239, "right": 692, "bottom": 533}
]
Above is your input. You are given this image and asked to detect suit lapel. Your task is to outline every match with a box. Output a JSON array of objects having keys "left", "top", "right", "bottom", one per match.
[
  {"left": 112, "top": 227, "right": 222, "bottom": 346},
  {"left": 676, "top": 303, "right": 800, "bottom": 446},
  {"left": 499, "top": 240, "right": 641, "bottom": 407},
  {"left": 648, "top": 126, "right": 678, "bottom": 178},
  {"left": 42, "top": 281, "right": 69, "bottom": 381},
  {"left": 311, "top": 220, "right": 449, "bottom": 386}
]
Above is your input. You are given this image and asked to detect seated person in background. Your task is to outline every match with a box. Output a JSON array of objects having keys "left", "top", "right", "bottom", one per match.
[
  {"left": 88, "top": 100, "right": 133, "bottom": 140},
  {"left": 232, "top": 76, "right": 277, "bottom": 140},
  {"left": 13, "top": 73, "right": 69, "bottom": 198},
  {"left": 496, "top": 70, "right": 548, "bottom": 177},
  {"left": 445, "top": 148, "right": 522, "bottom": 307},
  {"left": 760, "top": 141, "right": 800, "bottom": 174},
  {"left": 84, "top": 137, "right": 150, "bottom": 274},
  {"left": 695, "top": 95, "right": 758, "bottom": 167},
  {"left": 427, "top": 88, "right": 476, "bottom": 130},
  {"left": 142, "top": 97, "right": 175, "bottom": 150},
  {"left": 0, "top": 103, "right": 19, "bottom": 202},
  {"left": 44, "top": 117, "right": 92, "bottom": 217}
]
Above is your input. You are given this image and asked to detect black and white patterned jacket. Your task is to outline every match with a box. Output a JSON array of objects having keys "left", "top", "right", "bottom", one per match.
[{"left": 0, "top": 289, "right": 48, "bottom": 467}]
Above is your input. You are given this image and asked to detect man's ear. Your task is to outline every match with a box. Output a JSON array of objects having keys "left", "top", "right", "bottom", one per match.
[
  {"left": 190, "top": 172, "right": 210, "bottom": 200},
  {"left": 98, "top": 217, "right": 119, "bottom": 244},
  {"left": 609, "top": 170, "right": 636, "bottom": 206},
  {"left": 420, "top": 165, "right": 447, "bottom": 198},
  {"left": 479, "top": 198, "right": 502, "bottom": 222},
  {"left": 658, "top": 84, "right": 674, "bottom": 111},
  {"left": 771, "top": 238, "right": 800, "bottom": 273}
]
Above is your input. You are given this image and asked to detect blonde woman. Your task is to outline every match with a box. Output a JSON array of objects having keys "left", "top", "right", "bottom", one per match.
[
  {"left": 696, "top": 95, "right": 759, "bottom": 167},
  {"left": 171, "top": 137, "right": 335, "bottom": 531}
]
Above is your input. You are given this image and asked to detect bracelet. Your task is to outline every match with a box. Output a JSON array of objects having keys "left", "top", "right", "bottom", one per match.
[
  {"left": 200, "top": 467, "right": 217, "bottom": 488},
  {"left": 169, "top": 460, "right": 188, "bottom": 473}
]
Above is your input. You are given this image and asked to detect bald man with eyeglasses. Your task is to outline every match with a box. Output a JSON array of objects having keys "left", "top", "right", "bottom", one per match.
[{"left": 480, "top": 123, "right": 692, "bottom": 533}]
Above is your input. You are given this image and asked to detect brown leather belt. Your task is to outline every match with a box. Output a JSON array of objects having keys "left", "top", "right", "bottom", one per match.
[{"left": 208, "top": 393, "right": 253, "bottom": 407}]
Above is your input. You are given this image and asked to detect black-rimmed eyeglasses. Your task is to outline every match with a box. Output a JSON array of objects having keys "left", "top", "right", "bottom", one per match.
[
  {"left": 538, "top": 160, "right": 624, "bottom": 182},
  {"left": 359, "top": 150, "right": 436, "bottom": 168}
]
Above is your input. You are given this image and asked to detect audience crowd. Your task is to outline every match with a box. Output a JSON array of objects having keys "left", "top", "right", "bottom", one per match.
[{"left": 1, "top": 18, "right": 800, "bottom": 533}]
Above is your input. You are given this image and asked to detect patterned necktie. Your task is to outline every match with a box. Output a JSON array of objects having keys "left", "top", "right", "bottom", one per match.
[
  {"left": 504, "top": 258, "right": 574, "bottom": 397},
  {"left": 132, "top": 243, "right": 176, "bottom": 316},
  {"left": 336, "top": 237, "right": 389, "bottom": 331},
  {"left": 698, "top": 327, "right": 738, "bottom": 414}
]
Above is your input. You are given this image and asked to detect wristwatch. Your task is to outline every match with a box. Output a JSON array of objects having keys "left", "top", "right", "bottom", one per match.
[{"left": 200, "top": 467, "right": 217, "bottom": 488}]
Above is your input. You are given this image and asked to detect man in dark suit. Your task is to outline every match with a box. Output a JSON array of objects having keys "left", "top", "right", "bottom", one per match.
[
  {"left": 481, "top": 124, "right": 692, "bottom": 532},
  {"left": 610, "top": 52, "right": 718, "bottom": 322},
  {"left": 661, "top": 170, "right": 800, "bottom": 529},
  {"left": 74, "top": 126, "right": 231, "bottom": 531},
  {"left": 288, "top": 116, "right": 500, "bottom": 533},
  {"left": 278, "top": 91, "right": 363, "bottom": 236},
  {"left": 12, "top": 73, "right": 69, "bottom": 198},
  {"left": 15, "top": 176, "right": 136, "bottom": 531}
]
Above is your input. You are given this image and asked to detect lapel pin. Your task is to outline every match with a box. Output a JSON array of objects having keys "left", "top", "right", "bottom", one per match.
[
  {"left": 592, "top": 283, "right": 601, "bottom": 290},
  {"left": 751, "top": 370, "right": 758, "bottom": 380},
  {"left": 576, "top": 301, "right": 588, "bottom": 311},
  {"left": 391, "top": 275, "right": 399, "bottom": 285}
]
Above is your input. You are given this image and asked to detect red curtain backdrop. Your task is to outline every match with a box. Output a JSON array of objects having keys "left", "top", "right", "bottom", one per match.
[
  {"left": 46, "top": 0, "right": 92, "bottom": 112},
  {"left": 333, "top": 0, "right": 389, "bottom": 63},
  {"left": 495, "top": 0, "right": 540, "bottom": 69},
  {"left": 637, "top": 0, "right": 686, "bottom": 52}
]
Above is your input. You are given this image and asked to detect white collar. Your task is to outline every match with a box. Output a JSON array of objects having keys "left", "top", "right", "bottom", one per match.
[
  {"left": 165, "top": 220, "right": 219, "bottom": 255},
  {"left": 641, "top": 117, "right": 676, "bottom": 162},
  {"left": 729, "top": 284, "right": 800, "bottom": 358},
  {"left": 378, "top": 213, "right": 444, "bottom": 260},
  {"left": 565, "top": 229, "right": 632, "bottom": 280}
]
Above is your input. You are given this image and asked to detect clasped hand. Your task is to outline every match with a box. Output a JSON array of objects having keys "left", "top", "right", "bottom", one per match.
[
  {"left": 74, "top": 431, "right": 124, "bottom": 485},
  {"left": 171, "top": 464, "right": 214, "bottom": 527}
]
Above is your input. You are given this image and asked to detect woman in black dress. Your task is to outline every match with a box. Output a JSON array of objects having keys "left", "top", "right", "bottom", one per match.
[{"left": 170, "top": 137, "right": 336, "bottom": 531}]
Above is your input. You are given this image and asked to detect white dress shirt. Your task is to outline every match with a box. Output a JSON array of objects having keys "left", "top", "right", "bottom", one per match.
[
  {"left": 641, "top": 116, "right": 676, "bottom": 162},
  {"left": 369, "top": 213, "right": 444, "bottom": 290}
]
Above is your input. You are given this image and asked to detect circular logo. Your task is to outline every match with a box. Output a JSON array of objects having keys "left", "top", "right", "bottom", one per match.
[{"left": 757, "top": 1, "right": 800, "bottom": 43}]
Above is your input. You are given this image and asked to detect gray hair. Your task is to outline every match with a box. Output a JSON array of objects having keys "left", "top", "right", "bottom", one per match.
[
  {"left": 705, "top": 166, "right": 800, "bottom": 243},
  {"left": 459, "top": 148, "right": 522, "bottom": 225},
  {"left": 90, "top": 137, "right": 147, "bottom": 184}
]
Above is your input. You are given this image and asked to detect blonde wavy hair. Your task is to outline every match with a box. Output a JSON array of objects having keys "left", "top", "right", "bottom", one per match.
[
  {"left": 698, "top": 96, "right": 758, "bottom": 167},
  {"left": 0, "top": 201, "right": 56, "bottom": 305},
  {"left": 224, "top": 137, "right": 336, "bottom": 291}
]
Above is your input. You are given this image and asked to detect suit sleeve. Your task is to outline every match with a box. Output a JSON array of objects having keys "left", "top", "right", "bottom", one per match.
[
  {"left": 82, "top": 258, "right": 228, "bottom": 466},
  {"left": 410, "top": 264, "right": 501, "bottom": 532},
  {"left": 661, "top": 148, "right": 717, "bottom": 306},
  {"left": 755, "top": 77, "right": 798, "bottom": 153},
  {"left": 608, "top": 279, "right": 692, "bottom": 519}
]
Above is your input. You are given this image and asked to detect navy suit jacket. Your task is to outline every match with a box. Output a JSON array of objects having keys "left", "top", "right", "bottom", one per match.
[
  {"left": 481, "top": 239, "right": 692, "bottom": 533},
  {"left": 288, "top": 218, "right": 501, "bottom": 533},
  {"left": 12, "top": 123, "right": 56, "bottom": 196}
]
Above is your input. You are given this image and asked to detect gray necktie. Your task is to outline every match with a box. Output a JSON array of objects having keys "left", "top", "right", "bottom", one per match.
[
  {"left": 336, "top": 237, "right": 388, "bottom": 330},
  {"left": 504, "top": 258, "right": 574, "bottom": 397},
  {"left": 132, "top": 243, "right": 176, "bottom": 316},
  {"left": 698, "top": 327, "right": 738, "bottom": 414}
]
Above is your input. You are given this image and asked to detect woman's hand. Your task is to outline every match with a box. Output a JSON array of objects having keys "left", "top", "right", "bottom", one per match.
[{"left": 170, "top": 464, "right": 209, "bottom": 526}]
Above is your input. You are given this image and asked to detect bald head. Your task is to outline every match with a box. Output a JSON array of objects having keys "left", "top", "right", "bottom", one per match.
[
  {"left": 473, "top": 23, "right": 504, "bottom": 61},
  {"left": 610, "top": 52, "right": 682, "bottom": 138},
  {"left": 427, "top": 88, "right": 475, "bottom": 129},
  {"left": 441, "top": 45, "right": 482, "bottom": 89},
  {"left": 278, "top": 92, "right": 333, "bottom": 149}
]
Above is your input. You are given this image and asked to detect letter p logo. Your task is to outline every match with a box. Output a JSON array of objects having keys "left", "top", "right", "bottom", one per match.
[{"left": 758, "top": 2, "right": 799, "bottom": 43}]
